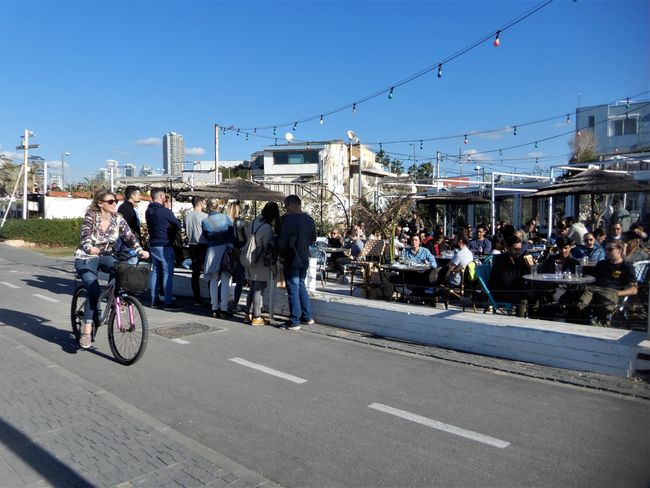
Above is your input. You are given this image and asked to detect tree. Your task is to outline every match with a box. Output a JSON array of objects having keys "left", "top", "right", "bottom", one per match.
[
  {"left": 79, "top": 173, "right": 109, "bottom": 193},
  {"left": 375, "top": 149, "right": 391, "bottom": 170},
  {"left": 390, "top": 159, "right": 404, "bottom": 176},
  {"left": 416, "top": 161, "right": 434, "bottom": 183},
  {"left": 569, "top": 131, "right": 598, "bottom": 163},
  {"left": 0, "top": 162, "right": 21, "bottom": 197}
]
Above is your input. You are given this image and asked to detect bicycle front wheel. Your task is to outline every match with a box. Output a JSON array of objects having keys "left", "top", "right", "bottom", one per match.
[
  {"left": 70, "top": 286, "right": 88, "bottom": 340},
  {"left": 108, "top": 295, "right": 149, "bottom": 365}
]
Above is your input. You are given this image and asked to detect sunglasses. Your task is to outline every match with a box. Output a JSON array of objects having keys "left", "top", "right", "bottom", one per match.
[
  {"left": 605, "top": 247, "right": 618, "bottom": 252},
  {"left": 102, "top": 199, "right": 117, "bottom": 205}
]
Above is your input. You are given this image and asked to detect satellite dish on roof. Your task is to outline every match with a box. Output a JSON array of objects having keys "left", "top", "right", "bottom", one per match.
[
  {"left": 285, "top": 132, "right": 294, "bottom": 143},
  {"left": 346, "top": 130, "right": 357, "bottom": 141}
]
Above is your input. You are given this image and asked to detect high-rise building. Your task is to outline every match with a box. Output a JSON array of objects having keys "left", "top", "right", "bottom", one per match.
[{"left": 163, "top": 132, "right": 185, "bottom": 175}]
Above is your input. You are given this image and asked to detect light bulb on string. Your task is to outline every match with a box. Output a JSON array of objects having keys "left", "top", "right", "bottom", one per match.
[
  {"left": 388, "top": 87, "right": 394, "bottom": 99},
  {"left": 626, "top": 98, "right": 630, "bottom": 109},
  {"left": 534, "top": 141, "right": 538, "bottom": 149},
  {"left": 626, "top": 112, "right": 629, "bottom": 120},
  {"left": 566, "top": 114, "right": 571, "bottom": 125},
  {"left": 307, "top": 142, "right": 311, "bottom": 149},
  {"left": 245, "top": 133, "right": 249, "bottom": 141},
  {"left": 253, "top": 128, "right": 257, "bottom": 135},
  {"left": 274, "top": 138, "right": 277, "bottom": 145},
  {"left": 437, "top": 64, "right": 442, "bottom": 78},
  {"left": 379, "top": 142, "right": 383, "bottom": 151},
  {"left": 352, "top": 103, "right": 357, "bottom": 115},
  {"left": 419, "top": 140, "right": 423, "bottom": 150},
  {"left": 493, "top": 30, "right": 501, "bottom": 47},
  {"left": 513, "top": 126, "right": 518, "bottom": 136},
  {"left": 577, "top": 130, "right": 581, "bottom": 137},
  {"left": 273, "top": 126, "right": 276, "bottom": 136},
  {"left": 464, "top": 134, "right": 468, "bottom": 145},
  {"left": 499, "top": 149, "right": 503, "bottom": 156},
  {"left": 236, "top": 129, "right": 240, "bottom": 136},
  {"left": 319, "top": 115, "right": 324, "bottom": 125},
  {"left": 292, "top": 122, "right": 297, "bottom": 131}
]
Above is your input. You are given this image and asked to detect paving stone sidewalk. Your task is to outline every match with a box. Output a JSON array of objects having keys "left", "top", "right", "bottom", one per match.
[{"left": 0, "top": 333, "right": 277, "bottom": 488}]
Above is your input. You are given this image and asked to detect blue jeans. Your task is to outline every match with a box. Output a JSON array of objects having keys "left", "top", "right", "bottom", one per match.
[
  {"left": 75, "top": 255, "right": 117, "bottom": 322},
  {"left": 284, "top": 266, "right": 312, "bottom": 325},
  {"left": 149, "top": 246, "right": 175, "bottom": 305}
]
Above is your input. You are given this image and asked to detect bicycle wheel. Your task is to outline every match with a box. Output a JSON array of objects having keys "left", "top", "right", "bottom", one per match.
[
  {"left": 70, "top": 286, "right": 88, "bottom": 340},
  {"left": 108, "top": 295, "right": 148, "bottom": 365}
]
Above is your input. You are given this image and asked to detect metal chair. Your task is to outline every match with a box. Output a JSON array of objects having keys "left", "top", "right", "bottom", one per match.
[
  {"left": 309, "top": 246, "right": 328, "bottom": 289},
  {"left": 474, "top": 264, "right": 515, "bottom": 315},
  {"left": 344, "top": 239, "right": 387, "bottom": 296},
  {"left": 607, "top": 259, "right": 650, "bottom": 325}
]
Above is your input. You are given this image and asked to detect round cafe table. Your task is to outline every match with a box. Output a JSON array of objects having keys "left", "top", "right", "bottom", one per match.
[
  {"left": 523, "top": 273, "right": 595, "bottom": 286},
  {"left": 381, "top": 263, "right": 433, "bottom": 301}
]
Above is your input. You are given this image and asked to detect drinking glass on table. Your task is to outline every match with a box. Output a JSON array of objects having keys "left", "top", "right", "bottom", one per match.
[
  {"left": 554, "top": 261, "right": 563, "bottom": 278},
  {"left": 576, "top": 263, "right": 583, "bottom": 278},
  {"left": 530, "top": 264, "right": 538, "bottom": 277}
]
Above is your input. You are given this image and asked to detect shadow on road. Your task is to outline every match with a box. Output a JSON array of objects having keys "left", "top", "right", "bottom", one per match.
[
  {"left": 0, "top": 308, "right": 116, "bottom": 363},
  {"left": 0, "top": 415, "right": 94, "bottom": 488},
  {"left": 22, "top": 274, "right": 75, "bottom": 296}
]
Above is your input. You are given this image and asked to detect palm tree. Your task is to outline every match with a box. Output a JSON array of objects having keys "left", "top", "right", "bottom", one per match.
[{"left": 0, "top": 162, "right": 21, "bottom": 197}]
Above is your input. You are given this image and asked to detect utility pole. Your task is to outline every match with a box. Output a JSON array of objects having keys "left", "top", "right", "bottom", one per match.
[
  {"left": 16, "top": 130, "right": 39, "bottom": 219},
  {"left": 214, "top": 124, "right": 220, "bottom": 185},
  {"left": 435, "top": 151, "right": 440, "bottom": 183}
]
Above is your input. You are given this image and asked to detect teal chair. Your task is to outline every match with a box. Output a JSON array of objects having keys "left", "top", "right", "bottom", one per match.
[{"left": 474, "top": 264, "right": 515, "bottom": 315}]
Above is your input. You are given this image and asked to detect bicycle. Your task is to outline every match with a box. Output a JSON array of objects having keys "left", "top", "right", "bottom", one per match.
[{"left": 71, "top": 251, "right": 150, "bottom": 365}]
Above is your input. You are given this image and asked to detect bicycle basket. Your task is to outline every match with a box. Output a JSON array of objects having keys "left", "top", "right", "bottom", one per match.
[{"left": 115, "top": 263, "right": 150, "bottom": 293}]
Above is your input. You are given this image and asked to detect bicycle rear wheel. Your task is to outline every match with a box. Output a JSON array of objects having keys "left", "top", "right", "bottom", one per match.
[
  {"left": 70, "top": 286, "right": 88, "bottom": 340},
  {"left": 108, "top": 295, "right": 148, "bottom": 365}
]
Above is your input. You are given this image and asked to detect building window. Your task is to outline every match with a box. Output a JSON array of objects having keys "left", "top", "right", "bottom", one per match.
[
  {"left": 273, "top": 150, "right": 319, "bottom": 165},
  {"left": 609, "top": 117, "right": 638, "bottom": 137},
  {"left": 588, "top": 115, "right": 595, "bottom": 128}
]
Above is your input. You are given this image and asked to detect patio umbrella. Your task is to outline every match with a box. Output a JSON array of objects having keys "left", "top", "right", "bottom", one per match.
[
  {"left": 527, "top": 168, "right": 650, "bottom": 198},
  {"left": 179, "top": 177, "right": 285, "bottom": 202}
]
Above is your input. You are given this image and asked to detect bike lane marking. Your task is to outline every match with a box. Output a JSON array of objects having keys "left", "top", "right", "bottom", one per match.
[
  {"left": 0, "top": 282, "right": 20, "bottom": 289},
  {"left": 32, "top": 293, "right": 60, "bottom": 303},
  {"left": 229, "top": 357, "right": 307, "bottom": 384},
  {"left": 171, "top": 338, "right": 191, "bottom": 344},
  {"left": 368, "top": 402, "right": 510, "bottom": 449}
]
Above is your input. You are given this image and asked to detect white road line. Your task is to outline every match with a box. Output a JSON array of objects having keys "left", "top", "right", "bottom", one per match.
[
  {"left": 368, "top": 403, "right": 510, "bottom": 449},
  {"left": 32, "top": 294, "right": 60, "bottom": 303},
  {"left": 0, "top": 282, "right": 20, "bottom": 289},
  {"left": 229, "top": 357, "right": 307, "bottom": 384},
  {"left": 171, "top": 338, "right": 191, "bottom": 344}
]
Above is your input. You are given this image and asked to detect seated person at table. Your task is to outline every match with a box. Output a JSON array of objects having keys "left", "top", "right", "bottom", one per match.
[
  {"left": 630, "top": 222, "right": 649, "bottom": 242},
  {"left": 437, "top": 236, "right": 473, "bottom": 287},
  {"left": 488, "top": 236, "right": 532, "bottom": 314},
  {"left": 397, "top": 234, "right": 438, "bottom": 296},
  {"left": 571, "top": 232, "right": 605, "bottom": 262},
  {"left": 513, "top": 230, "right": 532, "bottom": 256},
  {"left": 335, "top": 229, "right": 364, "bottom": 280},
  {"left": 623, "top": 231, "right": 649, "bottom": 264},
  {"left": 539, "top": 236, "right": 579, "bottom": 275},
  {"left": 521, "top": 219, "right": 537, "bottom": 244},
  {"left": 327, "top": 228, "right": 344, "bottom": 248},
  {"left": 432, "top": 233, "right": 450, "bottom": 256},
  {"left": 569, "top": 239, "right": 637, "bottom": 325},
  {"left": 469, "top": 225, "right": 492, "bottom": 255},
  {"left": 566, "top": 217, "right": 588, "bottom": 246}
]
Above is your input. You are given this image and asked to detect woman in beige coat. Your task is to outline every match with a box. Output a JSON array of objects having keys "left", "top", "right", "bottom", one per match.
[{"left": 244, "top": 202, "right": 281, "bottom": 325}]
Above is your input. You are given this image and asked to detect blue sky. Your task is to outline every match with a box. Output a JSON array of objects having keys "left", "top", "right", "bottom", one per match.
[{"left": 1, "top": 0, "right": 648, "bottom": 181}]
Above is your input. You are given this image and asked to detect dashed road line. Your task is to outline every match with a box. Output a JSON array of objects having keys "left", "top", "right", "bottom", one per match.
[
  {"left": 171, "top": 338, "right": 191, "bottom": 344},
  {"left": 0, "top": 282, "right": 20, "bottom": 289},
  {"left": 32, "top": 293, "right": 60, "bottom": 303},
  {"left": 368, "top": 403, "right": 510, "bottom": 449},
  {"left": 229, "top": 357, "right": 307, "bottom": 384}
]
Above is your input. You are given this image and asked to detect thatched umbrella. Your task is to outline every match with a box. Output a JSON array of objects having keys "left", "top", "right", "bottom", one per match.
[
  {"left": 527, "top": 168, "right": 650, "bottom": 198},
  {"left": 179, "top": 178, "right": 285, "bottom": 202}
]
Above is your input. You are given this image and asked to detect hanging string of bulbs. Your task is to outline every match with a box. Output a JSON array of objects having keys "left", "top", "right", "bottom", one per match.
[{"left": 223, "top": 0, "right": 555, "bottom": 133}]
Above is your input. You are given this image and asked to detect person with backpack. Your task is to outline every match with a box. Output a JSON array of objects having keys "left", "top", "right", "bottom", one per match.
[
  {"left": 226, "top": 201, "right": 249, "bottom": 311},
  {"left": 243, "top": 202, "right": 281, "bottom": 326}
]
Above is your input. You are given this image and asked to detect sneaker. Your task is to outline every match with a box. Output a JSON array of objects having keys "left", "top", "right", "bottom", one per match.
[
  {"left": 151, "top": 301, "right": 163, "bottom": 309},
  {"left": 251, "top": 317, "right": 266, "bottom": 326},
  {"left": 212, "top": 310, "right": 221, "bottom": 319},
  {"left": 79, "top": 333, "right": 92, "bottom": 349},
  {"left": 163, "top": 302, "right": 183, "bottom": 311},
  {"left": 287, "top": 324, "right": 301, "bottom": 331},
  {"left": 244, "top": 313, "right": 252, "bottom": 323},
  {"left": 300, "top": 319, "right": 315, "bottom": 325}
]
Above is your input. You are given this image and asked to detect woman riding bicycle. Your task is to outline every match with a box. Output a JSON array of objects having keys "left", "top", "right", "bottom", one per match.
[{"left": 74, "top": 190, "right": 149, "bottom": 349}]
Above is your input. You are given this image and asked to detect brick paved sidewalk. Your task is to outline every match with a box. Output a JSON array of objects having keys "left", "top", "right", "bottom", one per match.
[{"left": 0, "top": 332, "right": 278, "bottom": 488}]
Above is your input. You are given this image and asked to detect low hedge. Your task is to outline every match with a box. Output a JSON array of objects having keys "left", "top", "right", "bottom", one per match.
[{"left": 0, "top": 218, "right": 83, "bottom": 247}]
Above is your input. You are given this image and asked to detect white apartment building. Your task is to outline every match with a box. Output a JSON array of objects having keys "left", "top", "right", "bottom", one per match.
[{"left": 163, "top": 132, "right": 185, "bottom": 175}]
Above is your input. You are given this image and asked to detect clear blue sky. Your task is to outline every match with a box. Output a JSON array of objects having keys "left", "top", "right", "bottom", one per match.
[{"left": 1, "top": 0, "right": 648, "bottom": 181}]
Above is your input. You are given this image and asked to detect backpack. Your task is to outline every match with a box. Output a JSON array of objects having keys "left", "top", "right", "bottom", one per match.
[{"left": 240, "top": 221, "right": 268, "bottom": 268}]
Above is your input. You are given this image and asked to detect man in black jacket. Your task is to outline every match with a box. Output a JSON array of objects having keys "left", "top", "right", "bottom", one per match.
[{"left": 117, "top": 185, "right": 142, "bottom": 242}]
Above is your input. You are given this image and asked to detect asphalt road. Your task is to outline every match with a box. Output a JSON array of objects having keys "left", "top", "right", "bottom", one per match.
[{"left": 1, "top": 243, "right": 649, "bottom": 487}]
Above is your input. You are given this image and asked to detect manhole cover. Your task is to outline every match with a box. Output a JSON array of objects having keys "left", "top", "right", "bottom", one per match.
[{"left": 155, "top": 322, "right": 219, "bottom": 339}]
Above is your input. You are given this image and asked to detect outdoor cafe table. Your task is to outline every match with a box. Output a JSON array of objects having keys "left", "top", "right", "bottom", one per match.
[
  {"left": 381, "top": 263, "right": 433, "bottom": 301},
  {"left": 523, "top": 273, "right": 595, "bottom": 286}
]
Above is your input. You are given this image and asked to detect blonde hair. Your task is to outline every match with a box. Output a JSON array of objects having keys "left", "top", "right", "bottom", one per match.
[
  {"left": 226, "top": 201, "right": 241, "bottom": 220},
  {"left": 206, "top": 198, "right": 223, "bottom": 213},
  {"left": 88, "top": 189, "right": 114, "bottom": 213}
]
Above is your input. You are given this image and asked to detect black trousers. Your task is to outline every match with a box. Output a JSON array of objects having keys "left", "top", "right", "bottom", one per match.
[{"left": 189, "top": 244, "right": 207, "bottom": 302}]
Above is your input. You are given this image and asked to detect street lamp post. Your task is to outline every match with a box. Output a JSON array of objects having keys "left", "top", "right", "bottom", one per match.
[
  {"left": 61, "top": 152, "right": 70, "bottom": 192},
  {"left": 16, "top": 130, "right": 39, "bottom": 219}
]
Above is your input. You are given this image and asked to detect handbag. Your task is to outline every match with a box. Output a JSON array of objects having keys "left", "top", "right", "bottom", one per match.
[{"left": 220, "top": 248, "right": 235, "bottom": 275}]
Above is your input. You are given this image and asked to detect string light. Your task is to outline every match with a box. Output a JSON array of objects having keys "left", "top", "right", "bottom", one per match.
[
  {"left": 513, "top": 126, "right": 518, "bottom": 136},
  {"left": 499, "top": 149, "right": 503, "bottom": 156},
  {"left": 245, "top": 133, "right": 249, "bottom": 141},
  {"left": 534, "top": 141, "right": 538, "bottom": 148},
  {"left": 464, "top": 134, "right": 468, "bottom": 145},
  {"left": 380, "top": 142, "right": 383, "bottom": 151},
  {"left": 253, "top": 128, "right": 257, "bottom": 135},
  {"left": 274, "top": 138, "right": 277, "bottom": 145},
  {"left": 292, "top": 122, "right": 297, "bottom": 131},
  {"left": 566, "top": 114, "right": 571, "bottom": 125},
  {"left": 577, "top": 130, "right": 581, "bottom": 137},
  {"left": 437, "top": 64, "right": 442, "bottom": 78},
  {"left": 388, "top": 87, "right": 394, "bottom": 100},
  {"left": 626, "top": 98, "right": 630, "bottom": 109},
  {"left": 493, "top": 30, "right": 501, "bottom": 47},
  {"left": 352, "top": 103, "right": 357, "bottom": 115},
  {"left": 319, "top": 115, "right": 324, "bottom": 125},
  {"left": 420, "top": 140, "right": 423, "bottom": 150},
  {"left": 273, "top": 126, "right": 276, "bottom": 136},
  {"left": 236, "top": 129, "right": 240, "bottom": 136}
]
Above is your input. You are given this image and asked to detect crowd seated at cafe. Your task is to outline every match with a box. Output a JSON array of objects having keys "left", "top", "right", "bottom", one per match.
[
  {"left": 568, "top": 239, "right": 637, "bottom": 326},
  {"left": 571, "top": 232, "right": 605, "bottom": 262},
  {"left": 469, "top": 225, "right": 492, "bottom": 255},
  {"left": 335, "top": 229, "right": 364, "bottom": 282},
  {"left": 438, "top": 236, "right": 473, "bottom": 287},
  {"left": 391, "top": 234, "right": 438, "bottom": 298},
  {"left": 623, "top": 230, "right": 649, "bottom": 264},
  {"left": 402, "top": 234, "right": 437, "bottom": 268},
  {"left": 539, "top": 236, "right": 579, "bottom": 275}
]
